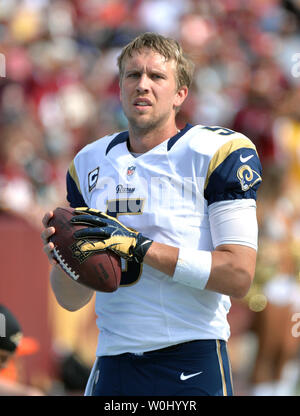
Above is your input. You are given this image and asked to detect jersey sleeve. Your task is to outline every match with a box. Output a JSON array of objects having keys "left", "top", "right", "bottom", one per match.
[
  {"left": 66, "top": 160, "right": 87, "bottom": 208},
  {"left": 204, "top": 137, "right": 262, "bottom": 206}
]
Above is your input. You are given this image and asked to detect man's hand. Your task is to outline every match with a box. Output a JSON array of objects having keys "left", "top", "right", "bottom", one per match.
[
  {"left": 71, "top": 208, "right": 153, "bottom": 263},
  {"left": 41, "top": 211, "right": 58, "bottom": 265}
]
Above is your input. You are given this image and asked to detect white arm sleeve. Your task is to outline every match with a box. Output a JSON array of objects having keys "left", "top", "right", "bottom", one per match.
[
  {"left": 173, "top": 199, "right": 258, "bottom": 290},
  {"left": 208, "top": 199, "right": 258, "bottom": 250}
]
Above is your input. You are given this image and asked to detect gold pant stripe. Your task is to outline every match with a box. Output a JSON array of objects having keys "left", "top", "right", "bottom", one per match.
[
  {"left": 216, "top": 340, "right": 227, "bottom": 396},
  {"left": 225, "top": 342, "right": 234, "bottom": 395}
]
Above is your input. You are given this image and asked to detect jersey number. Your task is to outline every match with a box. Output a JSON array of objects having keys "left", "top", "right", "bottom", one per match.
[
  {"left": 106, "top": 199, "right": 144, "bottom": 287},
  {"left": 202, "top": 126, "right": 235, "bottom": 136}
]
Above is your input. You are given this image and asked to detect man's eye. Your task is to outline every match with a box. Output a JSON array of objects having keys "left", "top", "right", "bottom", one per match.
[{"left": 128, "top": 73, "right": 139, "bottom": 78}]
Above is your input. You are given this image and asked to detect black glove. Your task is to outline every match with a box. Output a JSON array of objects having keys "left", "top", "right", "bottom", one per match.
[{"left": 71, "top": 207, "right": 153, "bottom": 263}]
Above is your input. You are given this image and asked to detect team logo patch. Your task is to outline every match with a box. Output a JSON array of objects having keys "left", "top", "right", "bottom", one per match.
[
  {"left": 116, "top": 184, "right": 135, "bottom": 194},
  {"left": 127, "top": 166, "right": 136, "bottom": 176},
  {"left": 237, "top": 165, "right": 262, "bottom": 191},
  {"left": 88, "top": 167, "right": 99, "bottom": 192}
]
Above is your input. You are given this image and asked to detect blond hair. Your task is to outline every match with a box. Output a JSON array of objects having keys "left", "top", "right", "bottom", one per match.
[{"left": 117, "top": 32, "right": 194, "bottom": 90}]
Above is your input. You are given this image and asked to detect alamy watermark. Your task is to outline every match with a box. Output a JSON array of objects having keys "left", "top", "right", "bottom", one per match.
[
  {"left": 292, "top": 312, "right": 300, "bottom": 338},
  {"left": 291, "top": 53, "right": 300, "bottom": 78},
  {"left": 0, "top": 313, "right": 6, "bottom": 337},
  {"left": 95, "top": 176, "right": 206, "bottom": 215},
  {"left": 0, "top": 53, "right": 5, "bottom": 78}
]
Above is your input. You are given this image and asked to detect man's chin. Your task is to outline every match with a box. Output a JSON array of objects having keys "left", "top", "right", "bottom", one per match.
[{"left": 128, "top": 116, "right": 157, "bottom": 131}]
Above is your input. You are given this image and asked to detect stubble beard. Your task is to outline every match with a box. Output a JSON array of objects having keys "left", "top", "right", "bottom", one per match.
[{"left": 126, "top": 110, "right": 171, "bottom": 137}]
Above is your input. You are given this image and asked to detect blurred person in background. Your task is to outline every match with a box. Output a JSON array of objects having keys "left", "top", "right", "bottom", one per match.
[
  {"left": 245, "top": 86, "right": 300, "bottom": 396},
  {"left": 246, "top": 165, "right": 300, "bottom": 396},
  {"left": 0, "top": 305, "right": 44, "bottom": 396}
]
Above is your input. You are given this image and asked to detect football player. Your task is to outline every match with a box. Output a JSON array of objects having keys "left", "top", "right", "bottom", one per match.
[
  {"left": 0, "top": 305, "right": 43, "bottom": 395},
  {"left": 41, "top": 32, "right": 262, "bottom": 396}
]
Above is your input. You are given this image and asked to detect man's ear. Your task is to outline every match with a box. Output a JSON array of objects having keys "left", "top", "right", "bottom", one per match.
[
  {"left": 174, "top": 85, "right": 188, "bottom": 108},
  {"left": 119, "top": 80, "right": 122, "bottom": 102}
]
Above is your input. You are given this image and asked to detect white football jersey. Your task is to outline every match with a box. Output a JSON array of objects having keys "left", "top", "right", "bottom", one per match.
[{"left": 67, "top": 124, "right": 262, "bottom": 356}]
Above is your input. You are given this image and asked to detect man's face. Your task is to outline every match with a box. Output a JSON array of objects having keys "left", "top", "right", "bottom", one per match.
[
  {"left": 119, "top": 48, "right": 186, "bottom": 132},
  {"left": 0, "top": 349, "right": 13, "bottom": 370}
]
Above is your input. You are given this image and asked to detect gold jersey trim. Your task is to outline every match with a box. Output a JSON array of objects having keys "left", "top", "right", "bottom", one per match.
[
  {"left": 68, "top": 160, "right": 82, "bottom": 195},
  {"left": 205, "top": 138, "right": 257, "bottom": 190}
]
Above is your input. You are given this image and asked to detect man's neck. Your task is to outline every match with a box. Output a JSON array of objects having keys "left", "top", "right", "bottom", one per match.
[{"left": 128, "top": 124, "right": 179, "bottom": 153}]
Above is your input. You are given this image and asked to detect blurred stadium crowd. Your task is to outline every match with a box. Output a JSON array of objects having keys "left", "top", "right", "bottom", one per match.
[{"left": 1, "top": 0, "right": 300, "bottom": 396}]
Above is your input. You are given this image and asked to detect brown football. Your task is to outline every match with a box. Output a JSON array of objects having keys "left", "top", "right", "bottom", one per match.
[{"left": 48, "top": 207, "right": 122, "bottom": 292}]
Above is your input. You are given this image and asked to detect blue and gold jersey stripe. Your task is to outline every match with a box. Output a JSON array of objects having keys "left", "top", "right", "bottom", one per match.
[
  {"left": 204, "top": 138, "right": 262, "bottom": 206},
  {"left": 68, "top": 160, "right": 81, "bottom": 193},
  {"left": 67, "top": 160, "right": 87, "bottom": 208},
  {"left": 205, "top": 138, "right": 257, "bottom": 189}
]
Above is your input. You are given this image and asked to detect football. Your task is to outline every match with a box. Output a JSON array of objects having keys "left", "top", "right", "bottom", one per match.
[{"left": 48, "top": 207, "right": 122, "bottom": 292}]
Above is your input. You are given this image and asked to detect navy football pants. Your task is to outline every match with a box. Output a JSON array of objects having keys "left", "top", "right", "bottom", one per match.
[{"left": 89, "top": 340, "right": 233, "bottom": 396}]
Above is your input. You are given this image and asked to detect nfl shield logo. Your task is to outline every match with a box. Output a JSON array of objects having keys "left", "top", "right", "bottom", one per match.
[{"left": 127, "top": 166, "right": 136, "bottom": 176}]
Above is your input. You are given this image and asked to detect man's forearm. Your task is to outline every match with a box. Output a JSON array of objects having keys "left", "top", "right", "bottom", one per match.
[
  {"left": 50, "top": 264, "right": 94, "bottom": 311},
  {"left": 144, "top": 241, "right": 256, "bottom": 298},
  {"left": 144, "top": 241, "right": 179, "bottom": 276}
]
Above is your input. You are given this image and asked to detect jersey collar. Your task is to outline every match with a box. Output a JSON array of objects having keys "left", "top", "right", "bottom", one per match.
[
  {"left": 105, "top": 123, "right": 194, "bottom": 156},
  {"left": 167, "top": 123, "right": 194, "bottom": 151}
]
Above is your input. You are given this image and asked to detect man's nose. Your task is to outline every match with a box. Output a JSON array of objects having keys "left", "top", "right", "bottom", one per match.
[{"left": 136, "top": 74, "right": 150, "bottom": 93}]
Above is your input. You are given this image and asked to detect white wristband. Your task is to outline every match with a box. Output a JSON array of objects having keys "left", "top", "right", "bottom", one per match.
[{"left": 173, "top": 247, "right": 212, "bottom": 290}]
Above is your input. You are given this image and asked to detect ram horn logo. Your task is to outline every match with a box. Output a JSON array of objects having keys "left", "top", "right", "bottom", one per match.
[{"left": 237, "top": 165, "right": 261, "bottom": 191}]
